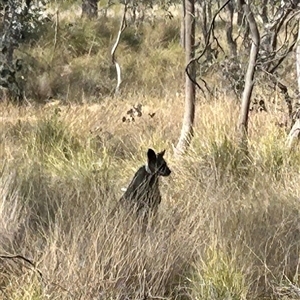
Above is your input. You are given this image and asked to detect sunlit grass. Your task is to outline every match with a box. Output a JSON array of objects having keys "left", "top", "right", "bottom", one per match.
[
  {"left": 1, "top": 3, "right": 300, "bottom": 299},
  {"left": 2, "top": 95, "right": 300, "bottom": 299}
]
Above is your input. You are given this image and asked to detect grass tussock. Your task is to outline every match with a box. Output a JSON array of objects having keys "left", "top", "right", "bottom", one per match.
[
  {"left": 2, "top": 97, "right": 300, "bottom": 300},
  {"left": 189, "top": 245, "right": 249, "bottom": 300}
]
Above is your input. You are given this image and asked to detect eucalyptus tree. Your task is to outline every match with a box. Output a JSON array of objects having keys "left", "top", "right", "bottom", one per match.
[
  {"left": 108, "top": 0, "right": 177, "bottom": 95},
  {"left": 0, "top": 0, "right": 49, "bottom": 102},
  {"left": 175, "top": 0, "right": 196, "bottom": 155}
]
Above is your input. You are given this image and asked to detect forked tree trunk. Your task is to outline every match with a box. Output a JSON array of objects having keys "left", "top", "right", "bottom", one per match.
[
  {"left": 238, "top": 0, "right": 260, "bottom": 152},
  {"left": 175, "top": 0, "right": 196, "bottom": 155},
  {"left": 82, "top": 0, "right": 98, "bottom": 18}
]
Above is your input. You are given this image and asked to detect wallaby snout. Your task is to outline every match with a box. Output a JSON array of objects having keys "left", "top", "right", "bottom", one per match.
[{"left": 161, "top": 166, "right": 171, "bottom": 177}]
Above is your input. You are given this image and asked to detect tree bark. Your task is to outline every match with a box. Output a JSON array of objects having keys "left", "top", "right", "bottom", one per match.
[
  {"left": 175, "top": 0, "right": 196, "bottom": 156},
  {"left": 111, "top": 3, "right": 127, "bottom": 95},
  {"left": 238, "top": 0, "right": 260, "bottom": 151},
  {"left": 82, "top": 0, "right": 98, "bottom": 19},
  {"left": 199, "top": 0, "right": 213, "bottom": 62},
  {"left": 225, "top": 1, "right": 237, "bottom": 57},
  {"left": 286, "top": 17, "right": 300, "bottom": 140},
  {"left": 180, "top": 0, "right": 185, "bottom": 48},
  {"left": 260, "top": 0, "right": 269, "bottom": 24},
  {"left": 296, "top": 19, "right": 300, "bottom": 104},
  {"left": 236, "top": 0, "right": 244, "bottom": 26}
]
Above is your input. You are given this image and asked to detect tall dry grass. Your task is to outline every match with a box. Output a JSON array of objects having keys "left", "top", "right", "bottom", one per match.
[
  {"left": 1, "top": 3, "right": 300, "bottom": 299},
  {"left": 1, "top": 97, "right": 300, "bottom": 300}
]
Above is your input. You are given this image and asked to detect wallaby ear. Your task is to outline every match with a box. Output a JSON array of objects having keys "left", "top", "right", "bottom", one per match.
[
  {"left": 147, "top": 148, "right": 157, "bottom": 164},
  {"left": 158, "top": 149, "right": 166, "bottom": 157}
]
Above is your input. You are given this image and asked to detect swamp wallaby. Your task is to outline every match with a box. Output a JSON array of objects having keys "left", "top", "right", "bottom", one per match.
[{"left": 112, "top": 148, "right": 171, "bottom": 220}]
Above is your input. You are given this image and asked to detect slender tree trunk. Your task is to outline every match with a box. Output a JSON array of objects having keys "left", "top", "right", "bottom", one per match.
[
  {"left": 238, "top": 0, "right": 260, "bottom": 151},
  {"left": 225, "top": 1, "right": 237, "bottom": 57},
  {"left": 296, "top": 19, "right": 300, "bottom": 105},
  {"left": 175, "top": 0, "right": 196, "bottom": 155},
  {"left": 180, "top": 0, "right": 185, "bottom": 48},
  {"left": 236, "top": 0, "right": 243, "bottom": 26},
  {"left": 287, "top": 23, "right": 300, "bottom": 150},
  {"left": 199, "top": 0, "right": 213, "bottom": 62},
  {"left": 260, "top": 0, "right": 269, "bottom": 24},
  {"left": 111, "top": 3, "right": 127, "bottom": 95},
  {"left": 207, "top": 0, "right": 212, "bottom": 21},
  {"left": 287, "top": 18, "right": 300, "bottom": 143},
  {"left": 82, "top": 0, "right": 98, "bottom": 18}
]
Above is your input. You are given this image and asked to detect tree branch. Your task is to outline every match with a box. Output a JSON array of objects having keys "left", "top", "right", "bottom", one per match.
[
  {"left": 0, "top": 254, "right": 74, "bottom": 297},
  {"left": 111, "top": 1, "right": 127, "bottom": 95},
  {"left": 185, "top": 0, "right": 231, "bottom": 95},
  {"left": 0, "top": 254, "right": 43, "bottom": 279}
]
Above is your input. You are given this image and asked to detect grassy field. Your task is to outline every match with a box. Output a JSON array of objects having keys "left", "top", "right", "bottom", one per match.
[{"left": 1, "top": 2, "right": 300, "bottom": 300}]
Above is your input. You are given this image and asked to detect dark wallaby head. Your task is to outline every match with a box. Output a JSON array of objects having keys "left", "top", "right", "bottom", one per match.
[{"left": 146, "top": 148, "right": 171, "bottom": 177}]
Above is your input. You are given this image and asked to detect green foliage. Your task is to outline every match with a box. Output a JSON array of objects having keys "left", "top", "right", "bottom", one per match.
[
  {"left": 29, "top": 111, "right": 81, "bottom": 161},
  {"left": 254, "top": 129, "right": 288, "bottom": 178},
  {"left": 0, "top": 1, "right": 50, "bottom": 101},
  {"left": 62, "top": 19, "right": 113, "bottom": 56},
  {"left": 201, "top": 135, "right": 250, "bottom": 184},
  {"left": 142, "top": 19, "right": 180, "bottom": 48},
  {"left": 210, "top": 136, "right": 242, "bottom": 170},
  {"left": 18, "top": 14, "right": 183, "bottom": 101},
  {"left": 121, "top": 28, "right": 143, "bottom": 51},
  {"left": 189, "top": 247, "right": 248, "bottom": 300}
]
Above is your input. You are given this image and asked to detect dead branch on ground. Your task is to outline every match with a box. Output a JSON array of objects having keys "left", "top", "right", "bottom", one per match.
[
  {"left": 0, "top": 254, "right": 43, "bottom": 279},
  {"left": 0, "top": 254, "right": 74, "bottom": 297}
]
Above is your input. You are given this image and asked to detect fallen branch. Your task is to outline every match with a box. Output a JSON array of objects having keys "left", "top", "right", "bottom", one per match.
[
  {"left": 111, "top": 1, "right": 128, "bottom": 95},
  {"left": 0, "top": 254, "right": 43, "bottom": 279},
  {"left": 0, "top": 254, "right": 74, "bottom": 297}
]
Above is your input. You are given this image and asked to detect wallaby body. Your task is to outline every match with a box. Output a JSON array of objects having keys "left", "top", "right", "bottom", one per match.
[{"left": 113, "top": 148, "right": 171, "bottom": 221}]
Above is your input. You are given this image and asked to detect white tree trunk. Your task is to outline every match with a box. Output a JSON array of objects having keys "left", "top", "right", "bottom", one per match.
[
  {"left": 238, "top": 0, "right": 260, "bottom": 151},
  {"left": 296, "top": 19, "right": 300, "bottom": 100},
  {"left": 111, "top": 3, "right": 127, "bottom": 95},
  {"left": 175, "top": 0, "right": 196, "bottom": 156},
  {"left": 285, "top": 19, "right": 300, "bottom": 148},
  {"left": 180, "top": 0, "right": 185, "bottom": 48}
]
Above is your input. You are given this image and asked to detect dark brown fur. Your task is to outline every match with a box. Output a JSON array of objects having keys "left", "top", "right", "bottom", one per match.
[{"left": 111, "top": 148, "right": 171, "bottom": 221}]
